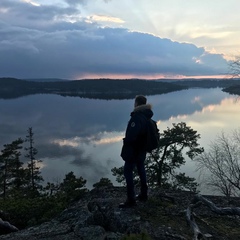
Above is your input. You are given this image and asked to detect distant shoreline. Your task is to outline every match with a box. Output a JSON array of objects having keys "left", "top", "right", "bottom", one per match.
[{"left": 1, "top": 77, "right": 240, "bottom": 100}]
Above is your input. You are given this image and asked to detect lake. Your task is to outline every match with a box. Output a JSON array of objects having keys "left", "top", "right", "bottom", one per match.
[{"left": 0, "top": 88, "right": 240, "bottom": 192}]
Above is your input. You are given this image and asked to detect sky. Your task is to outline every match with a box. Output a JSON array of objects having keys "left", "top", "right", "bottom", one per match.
[{"left": 0, "top": 0, "right": 239, "bottom": 80}]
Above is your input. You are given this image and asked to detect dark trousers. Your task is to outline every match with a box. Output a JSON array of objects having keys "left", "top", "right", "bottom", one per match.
[{"left": 124, "top": 151, "right": 148, "bottom": 201}]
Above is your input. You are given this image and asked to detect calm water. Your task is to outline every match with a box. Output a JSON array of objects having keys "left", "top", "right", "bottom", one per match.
[{"left": 0, "top": 88, "right": 240, "bottom": 191}]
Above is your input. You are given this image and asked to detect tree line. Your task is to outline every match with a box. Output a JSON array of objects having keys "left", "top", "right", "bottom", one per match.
[
  {"left": 1, "top": 123, "right": 240, "bottom": 230},
  {"left": 0, "top": 128, "right": 43, "bottom": 199},
  {"left": 0, "top": 128, "right": 88, "bottom": 229},
  {"left": 0, "top": 78, "right": 187, "bottom": 100}
]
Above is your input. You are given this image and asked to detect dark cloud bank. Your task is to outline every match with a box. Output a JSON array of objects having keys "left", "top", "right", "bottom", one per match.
[{"left": 0, "top": 0, "right": 229, "bottom": 79}]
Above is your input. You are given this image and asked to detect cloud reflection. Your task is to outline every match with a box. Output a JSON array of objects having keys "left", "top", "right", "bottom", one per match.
[
  {"left": 0, "top": 88, "right": 239, "bottom": 188},
  {"left": 93, "top": 132, "right": 123, "bottom": 145}
]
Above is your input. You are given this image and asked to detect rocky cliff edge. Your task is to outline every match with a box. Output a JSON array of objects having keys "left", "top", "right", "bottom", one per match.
[{"left": 0, "top": 186, "right": 240, "bottom": 240}]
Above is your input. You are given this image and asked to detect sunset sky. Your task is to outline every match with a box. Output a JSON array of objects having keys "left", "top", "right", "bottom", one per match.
[{"left": 0, "top": 0, "right": 239, "bottom": 79}]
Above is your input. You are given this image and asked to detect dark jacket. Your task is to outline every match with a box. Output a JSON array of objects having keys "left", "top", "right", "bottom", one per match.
[{"left": 121, "top": 104, "right": 153, "bottom": 162}]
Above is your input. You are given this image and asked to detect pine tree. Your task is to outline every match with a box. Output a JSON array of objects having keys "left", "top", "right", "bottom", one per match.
[
  {"left": 0, "top": 138, "right": 24, "bottom": 198},
  {"left": 25, "top": 127, "right": 43, "bottom": 197},
  {"left": 59, "top": 171, "right": 87, "bottom": 201},
  {"left": 146, "top": 122, "right": 203, "bottom": 188},
  {"left": 112, "top": 122, "right": 203, "bottom": 191}
]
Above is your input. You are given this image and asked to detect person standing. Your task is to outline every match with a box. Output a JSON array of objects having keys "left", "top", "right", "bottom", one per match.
[{"left": 119, "top": 95, "right": 154, "bottom": 208}]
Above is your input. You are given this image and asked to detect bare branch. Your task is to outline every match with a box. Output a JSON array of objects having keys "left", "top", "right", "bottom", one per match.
[{"left": 187, "top": 194, "right": 240, "bottom": 239}]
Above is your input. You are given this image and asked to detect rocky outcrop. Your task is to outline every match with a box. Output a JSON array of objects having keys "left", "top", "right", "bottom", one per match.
[{"left": 0, "top": 187, "right": 240, "bottom": 240}]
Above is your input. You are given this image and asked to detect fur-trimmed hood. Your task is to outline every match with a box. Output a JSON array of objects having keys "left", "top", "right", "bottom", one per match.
[
  {"left": 131, "top": 104, "right": 153, "bottom": 119},
  {"left": 133, "top": 103, "right": 152, "bottom": 112}
]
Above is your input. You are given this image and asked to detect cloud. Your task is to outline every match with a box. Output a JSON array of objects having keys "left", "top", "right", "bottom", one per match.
[
  {"left": 64, "top": 0, "right": 86, "bottom": 7},
  {"left": 88, "top": 15, "right": 124, "bottom": 24},
  {"left": 35, "top": 138, "right": 112, "bottom": 186},
  {"left": 37, "top": 140, "right": 109, "bottom": 169},
  {"left": 0, "top": 0, "right": 81, "bottom": 25},
  {"left": 22, "top": 0, "right": 40, "bottom": 7},
  {"left": 0, "top": 0, "right": 230, "bottom": 79}
]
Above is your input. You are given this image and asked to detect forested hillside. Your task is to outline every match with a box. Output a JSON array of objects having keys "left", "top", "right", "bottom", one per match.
[
  {"left": 0, "top": 78, "right": 187, "bottom": 99},
  {"left": 222, "top": 84, "right": 240, "bottom": 95},
  {"left": 2, "top": 77, "right": 240, "bottom": 99}
]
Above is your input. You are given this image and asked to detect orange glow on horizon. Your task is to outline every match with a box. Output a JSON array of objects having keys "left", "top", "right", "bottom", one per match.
[{"left": 73, "top": 73, "right": 233, "bottom": 80}]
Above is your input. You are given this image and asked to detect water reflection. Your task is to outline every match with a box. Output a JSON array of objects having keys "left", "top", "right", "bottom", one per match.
[{"left": 0, "top": 89, "right": 239, "bottom": 190}]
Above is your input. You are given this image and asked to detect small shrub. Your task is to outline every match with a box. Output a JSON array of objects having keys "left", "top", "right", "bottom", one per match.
[
  {"left": 93, "top": 177, "right": 113, "bottom": 188},
  {"left": 0, "top": 196, "right": 67, "bottom": 229}
]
